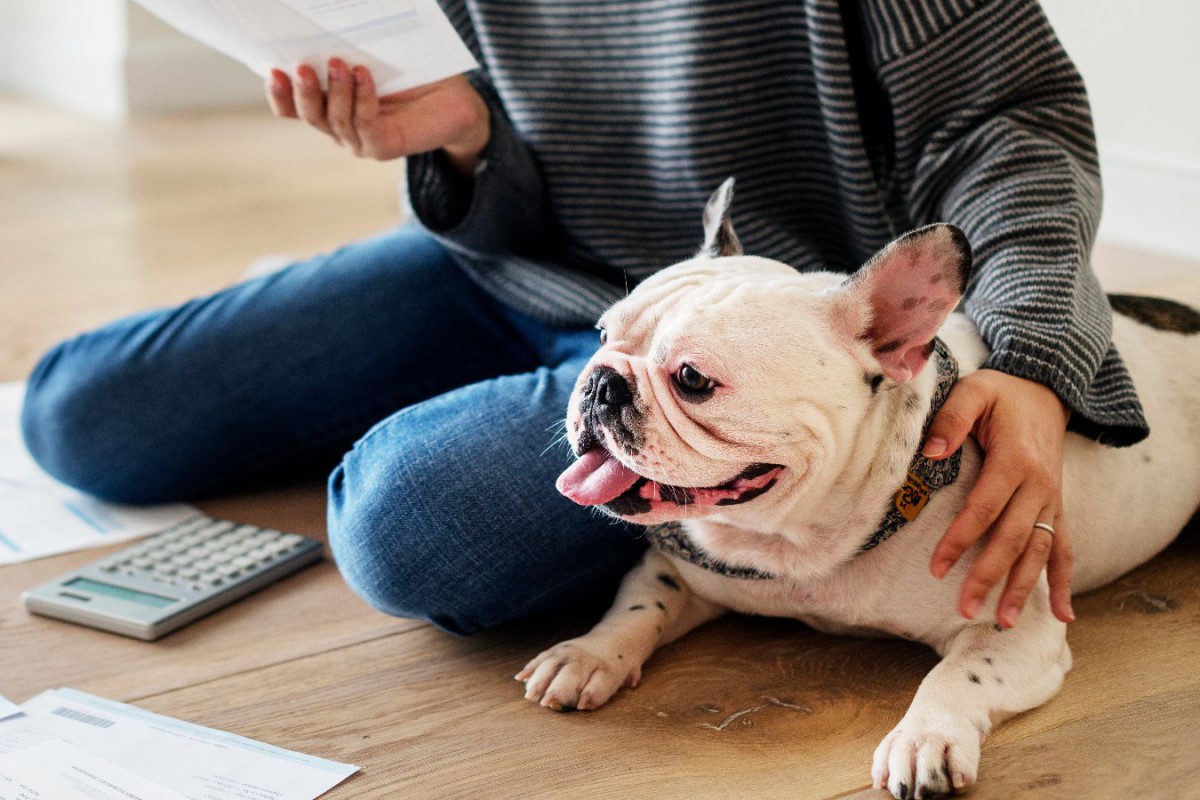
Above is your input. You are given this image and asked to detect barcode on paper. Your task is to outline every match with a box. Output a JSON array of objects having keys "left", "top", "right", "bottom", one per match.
[{"left": 51, "top": 706, "right": 116, "bottom": 728}]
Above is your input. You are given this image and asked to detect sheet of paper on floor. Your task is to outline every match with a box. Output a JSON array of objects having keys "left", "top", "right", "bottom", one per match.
[
  {"left": 0, "top": 688, "right": 358, "bottom": 800},
  {"left": 0, "top": 382, "right": 198, "bottom": 565}
]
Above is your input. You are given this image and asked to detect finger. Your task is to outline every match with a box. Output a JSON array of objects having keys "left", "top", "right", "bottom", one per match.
[
  {"left": 1045, "top": 516, "right": 1075, "bottom": 623},
  {"left": 324, "top": 59, "right": 360, "bottom": 152},
  {"left": 955, "top": 486, "right": 1045, "bottom": 620},
  {"left": 266, "top": 69, "right": 297, "bottom": 118},
  {"left": 922, "top": 383, "right": 982, "bottom": 461},
  {"left": 931, "top": 455, "right": 1017, "bottom": 579},
  {"left": 352, "top": 66, "right": 383, "bottom": 158},
  {"left": 293, "top": 65, "right": 333, "bottom": 136},
  {"left": 993, "top": 514, "right": 1056, "bottom": 628}
]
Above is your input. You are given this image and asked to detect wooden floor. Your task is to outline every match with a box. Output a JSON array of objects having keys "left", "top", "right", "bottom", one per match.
[{"left": 1, "top": 95, "right": 1198, "bottom": 799}]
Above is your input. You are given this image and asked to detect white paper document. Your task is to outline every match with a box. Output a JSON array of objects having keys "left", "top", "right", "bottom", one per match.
[
  {"left": 0, "top": 740, "right": 187, "bottom": 800},
  {"left": 0, "top": 383, "right": 198, "bottom": 565},
  {"left": 133, "top": 0, "right": 478, "bottom": 94},
  {"left": 0, "top": 688, "right": 358, "bottom": 800}
]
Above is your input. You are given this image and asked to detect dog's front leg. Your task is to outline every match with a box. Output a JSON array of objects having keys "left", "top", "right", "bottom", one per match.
[
  {"left": 518, "top": 550, "right": 725, "bottom": 711},
  {"left": 871, "top": 606, "right": 1071, "bottom": 799}
]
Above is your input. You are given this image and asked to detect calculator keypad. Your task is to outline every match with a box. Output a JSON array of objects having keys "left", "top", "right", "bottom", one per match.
[{"left": 98, "top": 517, "right": 310, "bottom": 593}]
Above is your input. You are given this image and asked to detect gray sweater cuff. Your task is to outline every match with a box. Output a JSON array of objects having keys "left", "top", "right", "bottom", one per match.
[{"left": 405, "top": 96, "right": 551, "bottom": 257}]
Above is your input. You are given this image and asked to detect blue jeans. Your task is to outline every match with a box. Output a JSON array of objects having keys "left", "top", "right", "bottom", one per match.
[{"left": 20, "top": 225, "right": 646, "bottom": 634}]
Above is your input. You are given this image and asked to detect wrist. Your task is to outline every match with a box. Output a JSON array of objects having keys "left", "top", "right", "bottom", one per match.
[{"left": 441, "top": 93, "right": 491, "bottom": 178}]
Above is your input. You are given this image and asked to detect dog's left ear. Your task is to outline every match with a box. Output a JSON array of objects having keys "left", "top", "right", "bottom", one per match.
[
  {"left": 700, "top": 177, "right": 743, "bottom": 258},
  {"left": 832, "top": 224, "right": 972, "bottom": 383}
]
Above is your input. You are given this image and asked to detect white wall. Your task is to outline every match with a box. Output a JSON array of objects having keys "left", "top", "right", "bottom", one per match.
[
  {"left": 0, "top": 0, "right": 130, "bottom": 119},
  {"left": 0, "top": 0, "right": 261, "bottom": 120},
  {"left": 1041, "top": 0, "right": 1200, "bottom": 261}
]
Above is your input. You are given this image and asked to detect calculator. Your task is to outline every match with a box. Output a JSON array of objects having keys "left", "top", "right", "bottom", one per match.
[{"left": 22, "top": 515, "right": 324, "bottom": 641}]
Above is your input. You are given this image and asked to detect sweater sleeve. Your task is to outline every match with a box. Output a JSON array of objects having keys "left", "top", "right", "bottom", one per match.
[
  {"left": 405, "top": 71, "right": 557, "bottom": 258},
  {"left": 856, "top": 0, "right": 1148, "bottom": 445}
]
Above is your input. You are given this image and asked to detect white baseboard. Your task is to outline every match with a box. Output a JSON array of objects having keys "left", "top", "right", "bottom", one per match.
[{"left": 1097, "top": 149, "right": 1200, "bottom": 263}]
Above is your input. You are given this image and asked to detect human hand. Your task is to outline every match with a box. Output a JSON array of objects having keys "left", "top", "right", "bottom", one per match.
[
  {"left": 923, "top": 369, "right": 1075, "bottom": 628},
  {"left": 266, "top": 59, "right": 490, "bottom": 175}
]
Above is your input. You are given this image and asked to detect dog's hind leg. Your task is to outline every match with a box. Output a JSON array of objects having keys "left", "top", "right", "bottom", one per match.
[
  {"left": 871, "top": 594, "right": 1070, "bottom": 799},
  {"left": 517, "top": 550, "right": 725, "bottom": 711}
]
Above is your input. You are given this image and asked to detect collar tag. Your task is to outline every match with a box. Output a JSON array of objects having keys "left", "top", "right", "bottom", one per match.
[{"left": 895, "top": 470, "right": 931, "bottom": 522}]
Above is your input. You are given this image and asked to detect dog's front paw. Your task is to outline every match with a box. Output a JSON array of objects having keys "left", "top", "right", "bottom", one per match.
[
  {"left": 516, "top": 639, "right": 639, "bottom": 712},
  {"left": 870, "top": 714, "right": 982, "bottom": 798}
]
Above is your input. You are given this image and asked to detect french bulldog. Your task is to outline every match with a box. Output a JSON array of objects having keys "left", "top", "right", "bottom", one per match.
[{"left": 517, "top": 179, "right": 1200, "bottom": 798}]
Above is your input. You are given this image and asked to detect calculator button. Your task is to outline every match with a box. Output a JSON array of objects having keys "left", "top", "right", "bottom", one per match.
[{"left": 131, "top": 557, "right": 153, "bottom": 569}]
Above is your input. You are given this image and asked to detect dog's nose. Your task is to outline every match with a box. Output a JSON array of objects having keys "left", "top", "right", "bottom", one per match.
[{"left": 591, "top": 367, "right": 633, "bottom": 410}]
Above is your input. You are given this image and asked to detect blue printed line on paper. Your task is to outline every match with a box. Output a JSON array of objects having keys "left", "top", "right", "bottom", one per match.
[
  {"left": 0, "top": 530, "right": 21, "bottom": 554},
  {"left": 62, "top": 501, "right": 113, "bottom": 534}
]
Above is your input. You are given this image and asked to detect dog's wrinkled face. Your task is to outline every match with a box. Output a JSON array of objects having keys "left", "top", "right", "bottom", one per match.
[{"left": 557, "top": 179, "right": 971, "bottom": 527}]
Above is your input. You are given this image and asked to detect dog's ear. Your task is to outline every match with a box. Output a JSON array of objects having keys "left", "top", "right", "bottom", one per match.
[
  {"left": 700, "top": 177, "right": 743, "bottom": 258},
  {"left": 832, "top": 224, "right": 972, "bottom": 383}
]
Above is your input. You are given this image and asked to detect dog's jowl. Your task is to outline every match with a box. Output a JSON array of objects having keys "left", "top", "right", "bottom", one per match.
[{"left": 518, "top": 179, "right": 1200, "bottom": 799}]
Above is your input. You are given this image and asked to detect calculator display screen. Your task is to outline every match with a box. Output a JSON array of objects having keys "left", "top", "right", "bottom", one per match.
[{"left": 65, "top": 578, "right": 178, "bottom": 608}]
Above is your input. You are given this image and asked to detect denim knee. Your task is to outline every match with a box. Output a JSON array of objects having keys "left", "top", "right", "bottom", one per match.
[
  {"left": 20, "top": 339, "right": 158, "bottom": 503},
  {"left": 326, "top": 458, "right": 490, "bottom": 636}
]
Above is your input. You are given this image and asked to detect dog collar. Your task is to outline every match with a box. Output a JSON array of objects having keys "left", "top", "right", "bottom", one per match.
[
  {"left": 645, "top": 338, "right": 961, "bottom": 580},
  {"left": 858, "top": 337, "right": 962, "bottom": 552}
]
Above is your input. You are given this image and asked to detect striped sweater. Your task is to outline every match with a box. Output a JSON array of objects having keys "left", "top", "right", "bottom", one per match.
[{"left": 406, "top": 0, "right": 1148, "bottom": 445}]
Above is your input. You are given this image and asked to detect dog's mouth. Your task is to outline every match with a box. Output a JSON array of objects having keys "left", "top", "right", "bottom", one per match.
[{"left": 556, "top": 444, "right": 784, "bottom": 518}]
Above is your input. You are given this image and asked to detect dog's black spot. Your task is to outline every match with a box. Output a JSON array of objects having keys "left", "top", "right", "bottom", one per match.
[
  {"left": 995, "top": 676, "right": 1004, "bottom": 685},
  {"left": 1142, "top": 453, "right": 1152, "bottom": 464},
  {"left": 603, "top": 489, "right": 652, "bottom": 517},
  {"left": 657, "top": 574, "right": 682, "bottom": 591},
  {"left": 716, "top": 478, "right": 778, "bottom": 506},
  {"left": 898, "top": 782, "right": 909, "bottom": 800},
  {"left": 1108, "top": 293, "right": 1200, "bottom": 334},
  {"left": 967, "top": 671, "right": 981, "bottom": 684},
  {"left": 983, "top": 657, "right": 993, "bottom": 665},
  {"left": 655, "top": 600, "right": 667, "bottom": 612},
  {"left": 864, "top": 373, "right": 885, "bottom": 395},
  {"left": 993, "top": 623, "right": 1005, "bottom": 633},
  {"left": 628, "top": 604, "right": 646, "bottom": 611},
  {"left": 903, "top": 392, "right": 922, "bottom": 413},
  {"left": 928, "top": 768, "right": 942, "bottom": 783}
]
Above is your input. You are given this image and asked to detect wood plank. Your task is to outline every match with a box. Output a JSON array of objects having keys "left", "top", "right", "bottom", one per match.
[{"left": 0, "top": 483, "right": 420, "bottom": 704}]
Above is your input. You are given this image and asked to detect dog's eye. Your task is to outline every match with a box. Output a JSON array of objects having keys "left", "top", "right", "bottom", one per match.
[
  {"left": 675, "top": 363, "right": 716, "bottom": 395},
  {"left": 597, "top": 327, "right": 608, "bottom": 345}
]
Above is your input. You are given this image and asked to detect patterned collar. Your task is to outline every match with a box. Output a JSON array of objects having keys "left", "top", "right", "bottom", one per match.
[{"left": 645, "top": 339, "right": 962, "bottom": 580}]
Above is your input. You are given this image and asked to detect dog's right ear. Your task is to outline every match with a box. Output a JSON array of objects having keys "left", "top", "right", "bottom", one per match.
[
  {"left": 700, "top": 177, "right": 743, "bottom": 258},
  {"left": 830, "top": 224, "right": 972, "bottom": 383}
]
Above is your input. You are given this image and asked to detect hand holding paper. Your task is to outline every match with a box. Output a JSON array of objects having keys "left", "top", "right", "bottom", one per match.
[{"left": 267, "top": 62, "right": 490, "bottom": 170}]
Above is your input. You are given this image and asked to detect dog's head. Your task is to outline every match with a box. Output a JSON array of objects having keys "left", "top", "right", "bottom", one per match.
[{"left": 557, "top": 179, "right": 972, "bottom": 527}]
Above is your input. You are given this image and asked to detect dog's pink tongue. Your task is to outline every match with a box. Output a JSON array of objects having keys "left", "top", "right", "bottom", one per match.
[{"left": 557, "top": 448, "right": 642, "bottom": 506}]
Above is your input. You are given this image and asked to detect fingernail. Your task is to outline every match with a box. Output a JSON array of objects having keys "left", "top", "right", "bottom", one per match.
[
  {"left": 1064, "top": 600, "right": 1076, "bottom": 622},
  {"left": 922, "top": 437, "right": 948, "bottom": 458},
  {"left": 952, "top": 772, "right": 965, "bottom": 790},
  {"left": 931, "top": 558, "right": 952, "bottom": 578},
  {"left": 964, "top": 596, "right": 982, "bottom": 619},
  {"left": 1002, "top": 605, "right": 1020, "bottom": 627}
]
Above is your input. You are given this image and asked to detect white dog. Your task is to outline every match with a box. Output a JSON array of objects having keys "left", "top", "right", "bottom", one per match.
[{"left": 517, "top": 180, "right": 1200, "bottom": 798}]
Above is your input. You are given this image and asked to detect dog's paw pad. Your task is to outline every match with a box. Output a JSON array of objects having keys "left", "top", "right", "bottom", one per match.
[
  {"left": 871, "top": 717, "right": 980, "bottom": 799},
  {"left": 518, "top": 640, "right": 631, "bottom": 712}
]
